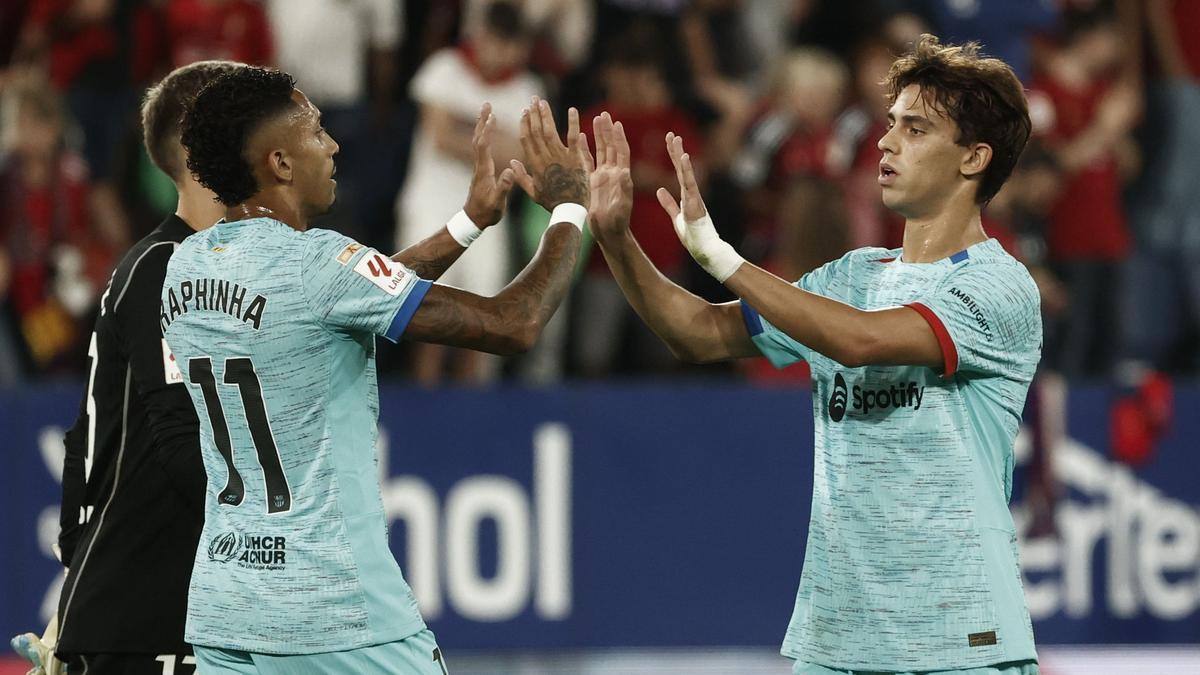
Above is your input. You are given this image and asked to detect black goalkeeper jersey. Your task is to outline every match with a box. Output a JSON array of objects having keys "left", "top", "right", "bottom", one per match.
[{"left": 56, "top": 215, "right": 205, "bottom": 656}]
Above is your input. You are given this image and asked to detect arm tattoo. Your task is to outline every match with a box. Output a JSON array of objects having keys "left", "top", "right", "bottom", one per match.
[
  {"left": 405, "top": 223, "right": 581, "bottom": 354},
  {"left": 392, "top": 230, "right": 466, "bottom": 282},
  {"left": 540, "top": 163, "right": 588, "bottom": 209}
]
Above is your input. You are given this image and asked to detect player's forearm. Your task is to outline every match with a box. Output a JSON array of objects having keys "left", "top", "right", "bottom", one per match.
[
  {"left": 594, "top": 229, "right": 730, "bottom": 362},
  {"left": 405, "top": 222, "right": 580, "bottom": 355},
  {"left": 724, "top": 262, "right": 883, "bottom": 367},
  {"left": 488, "top": 221, "right": 581, "bottom": 351},
  {"left": 391, "top": 228, "right": 465, "bottom": 281}
]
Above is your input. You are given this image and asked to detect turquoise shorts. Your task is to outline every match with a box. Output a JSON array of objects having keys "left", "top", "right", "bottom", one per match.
[
  {"left": 792, "top": 659, "right": 1038, "bottom": 675},
  {"left": 193, "top": 629, "right": 448, "bottom": 674}
]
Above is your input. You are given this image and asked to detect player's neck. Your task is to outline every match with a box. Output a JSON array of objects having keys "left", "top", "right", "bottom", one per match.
[
  {"left": 900, "top": 203, "right": 987, "bottom": 264},
  {"left": 226, "top": 191, "right": 308, "bottom": 232},
  {"left": 175, "top": 177, "right": 224, "bottom": 232}
]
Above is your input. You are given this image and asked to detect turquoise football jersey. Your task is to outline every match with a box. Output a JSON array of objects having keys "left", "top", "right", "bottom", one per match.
[
  {"left": 741, "top": 239, "right": 1041, "bottom": 671},
  {"left": 160, "top": 218, "right": 430, "bottom": 654}
]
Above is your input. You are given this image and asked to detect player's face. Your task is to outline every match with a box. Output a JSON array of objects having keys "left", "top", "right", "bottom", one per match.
[
  {"left": 286, "top": 90, "right": 340, "bottom": 217},
  {"left": 876, "top": 84, "right": 977, "bottom": 219}
]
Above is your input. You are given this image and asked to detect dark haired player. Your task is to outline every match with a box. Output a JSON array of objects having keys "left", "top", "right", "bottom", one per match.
[
  {"left": 586, "top": 36, "right": 1042, "bottom": 674},
  {"left": 163, "top": 66, "right": 589, "bottom": 673}
]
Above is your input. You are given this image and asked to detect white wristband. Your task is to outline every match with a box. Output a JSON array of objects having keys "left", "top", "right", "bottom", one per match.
[
  {"left": 549, "top": 202, "right": 588, "bottom": 232},
  {"left": 446, "top": 210, "right": 483, "bottom": 248}
]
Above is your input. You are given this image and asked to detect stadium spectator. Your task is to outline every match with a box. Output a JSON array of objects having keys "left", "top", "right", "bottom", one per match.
[
  {"left": 1028, "top": 8, "right": 1140, "bottom": 378},
  {"left": 0, "top": 83, "right": 113, "bottom": 375},
  {"left": 836, "top": 38, "right": 905, "bottom": 250},
  {"left": 572, "top": 27, "right": 702, "bottom": 378},
  {"left": 159, "top": 0, "right": 273, "bottom": 68},
  {"left": 267, "top": 0, "right": 402, "bottom": 246},
  {"left": 462, "top": 0, "right": 594, "bottom": 86},
  {"left": 916, "top": 0, "right": 1058, "bottom": 83},
  {"left": 729, "top": 48, "right": 850, "bottom": 279},
  {"left": 14, "top": 0, "right": 134, "bottom": 268},
  {"left": 395, "top": 0, "right": 543, "bottom": 384},
  {"left": 1120, "top": 0, "right": 1200, "bottom": 375},
  {"left": 1104, "top": 0, "right": 1199, "bottom": 465}
]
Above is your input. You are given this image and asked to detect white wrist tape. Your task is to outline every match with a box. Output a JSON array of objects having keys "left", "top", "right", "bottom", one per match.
[
  {"left": 446, "top": 210, "right": 483, "bottom": 248},
  {"left": 674, "top": 212, "right": 745, "bottom": 282},
  {"left": 549, "top": 202, "right": 588, "bottom": 232}
]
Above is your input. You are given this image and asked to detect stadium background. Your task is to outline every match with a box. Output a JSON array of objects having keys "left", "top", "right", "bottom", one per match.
[{"left": 1, "top": 0, "right": 1197, "bottom": 673}]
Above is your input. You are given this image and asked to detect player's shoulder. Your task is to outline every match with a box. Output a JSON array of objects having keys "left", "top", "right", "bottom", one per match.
[
  {"left": 107, "top": 223, "right": 191, "bottom": 314},
  {"left": 943, "top": 240, "right": 1039, "bottom": 307},
  {"left": 299, "top": 226, "right": 361, "bottom": 262},
  {"left": 949, "top": 239, "right": 1034, "bottom": 281}
]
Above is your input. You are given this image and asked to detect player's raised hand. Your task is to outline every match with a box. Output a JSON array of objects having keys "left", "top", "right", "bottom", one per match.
[
  {"left": 587, "top": 112, "right": 634, "bottom": 241},
  {"left": 462, "top": 103, "right": 517, "bottom": 228},
  {"left": 511, "top": 97, "right": 592, "bottom": 211},
  {"left": 656, "top": 132, "right": 745, "bottom": 283},
  {"left": 655, "top": 132, "right": 709, "bottom": 222}
]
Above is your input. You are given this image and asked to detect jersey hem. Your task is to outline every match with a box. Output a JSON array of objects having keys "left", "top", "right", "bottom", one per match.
[
  {"left": 185, "top": 620, "right": 427, "bottom": 656},
  {"left": 780, "top": 644, "right": 1039, "bottom": 672}
]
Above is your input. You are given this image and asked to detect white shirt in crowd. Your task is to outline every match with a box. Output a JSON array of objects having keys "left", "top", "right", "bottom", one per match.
[{"left": 268, "top": 0, "right": 402, "bottom": 107}]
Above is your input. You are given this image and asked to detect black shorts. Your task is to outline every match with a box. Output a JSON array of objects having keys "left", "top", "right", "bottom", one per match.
[{"left": 63, "top": 651, "right": 195, "bottom": 675}]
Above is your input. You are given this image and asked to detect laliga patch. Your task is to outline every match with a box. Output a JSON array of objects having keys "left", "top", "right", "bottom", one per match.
[
  {"left": 354, "top": 250, "right": 410, "bottom": 296},
  {"left": 335, "top": 242, "right": 364, "bottom": 265},
  {"left": 162, "top": 338, "right": 184, "bottom": 384}
]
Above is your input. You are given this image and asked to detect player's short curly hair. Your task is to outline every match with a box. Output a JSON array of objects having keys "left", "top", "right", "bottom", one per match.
[
  {"left": 884, "top": 34, "right": 1031, "bottom": 205},
  {"left": 181, "top": 66, "right": 297, "bottom": 206},
  {"left": 142, "top": 60, "right": 245, "bottom": 181}
]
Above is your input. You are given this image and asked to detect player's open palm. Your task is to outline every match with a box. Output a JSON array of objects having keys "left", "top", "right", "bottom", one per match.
[
  {"left": 463, "top": 102, "right": 517, "bottom": 228},
  {"left": 656, "top": 132, "right": 744, "bottom": 282},
  {"left": 587, "top": 112, "right": 634, "bottom": 240},
  {"left": 511, "top": 97, "right": 592, "bottom": 211}
]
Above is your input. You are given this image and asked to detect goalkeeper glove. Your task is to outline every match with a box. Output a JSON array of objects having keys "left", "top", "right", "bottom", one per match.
[{"left": 11, "top": 611, "right": 64, "bottom": 675}]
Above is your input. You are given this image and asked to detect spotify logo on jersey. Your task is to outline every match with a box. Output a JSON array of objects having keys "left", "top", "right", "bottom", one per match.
[
  {"left": 827, "top": 371, "right": 925, "bottom": 422},
  {"left": 829, "top": 373, "right": 849, "bottom": 422}
]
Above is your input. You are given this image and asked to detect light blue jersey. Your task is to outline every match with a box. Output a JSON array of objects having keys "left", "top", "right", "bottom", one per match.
[
  {"left": 160, "top": 218, "right": 430, "bottom": 654},
  {"left": 741, "top": 239, "right": 1041, "bottom": 671}
]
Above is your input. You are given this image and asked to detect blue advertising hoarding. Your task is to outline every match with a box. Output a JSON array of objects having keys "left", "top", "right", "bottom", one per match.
[{"left": 1, "top": 384, "right": 1197, "bottom": 648}]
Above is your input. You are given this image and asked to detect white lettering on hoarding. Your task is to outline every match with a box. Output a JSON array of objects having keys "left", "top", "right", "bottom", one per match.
[{"left": 382, "top": 423, "right": 572, "bottom": 622}]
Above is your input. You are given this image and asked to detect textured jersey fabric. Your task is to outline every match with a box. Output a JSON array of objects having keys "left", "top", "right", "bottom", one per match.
[
  {"left": 742, "top": 239, "right": 1042, "bottom": 671},
  {"left": 162, "top": 218, "right": 429, "bottom": 653}
]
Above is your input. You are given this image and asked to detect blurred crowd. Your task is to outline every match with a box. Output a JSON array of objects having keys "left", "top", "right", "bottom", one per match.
[{"left": 1, "top": 0, "right": 1197, "bottom": 387}]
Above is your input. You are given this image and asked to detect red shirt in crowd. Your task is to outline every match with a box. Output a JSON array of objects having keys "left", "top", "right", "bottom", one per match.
[
  {"left": 24, "top": 0, "right": 116, "bottom": 88},
  {"left": 163, "top": 0, "right": 273, "bottom": 68},
  {"left": 1171, "top": 0, "right": 1200, "bottom": 79},
  {"left": 0, "top": 153, "right": 93, "bottom": 316},
  {"left": 1029, "top": 75, "right": 1130, "bottom": 262}
]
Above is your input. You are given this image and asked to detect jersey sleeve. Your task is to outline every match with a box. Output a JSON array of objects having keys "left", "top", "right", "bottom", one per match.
[
  {"left": 300, "top": 228, "right": 431, "bottom": 342},
  {"left": 59, "top": 394, "right": 89, "bottom": 566},
  {"left": 905, "top": 263, "right": 1042, "bottom": 378},
  {"left": 738, "top": 251, "right": 857, "bottom": 368}
]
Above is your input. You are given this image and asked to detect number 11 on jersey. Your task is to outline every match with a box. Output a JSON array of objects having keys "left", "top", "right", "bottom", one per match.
[{"left": 189, "top": 356, "right": 292, "bottom": 514}]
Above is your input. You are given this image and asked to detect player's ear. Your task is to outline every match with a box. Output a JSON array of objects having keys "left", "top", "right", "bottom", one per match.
[
  {"left": 961, "top": 142, "right": 992, "bottom": 179},
  {"left": 268, "top": 148, "right": 293, "bottom": 183}
]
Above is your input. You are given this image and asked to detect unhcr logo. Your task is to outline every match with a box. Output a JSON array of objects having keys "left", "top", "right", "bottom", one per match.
[
  {"left": 208, "top": 531, "right": 242, "bottom": 563},
  {"left": 829, "top": 373, "right": 848, "bottom": 422}
]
